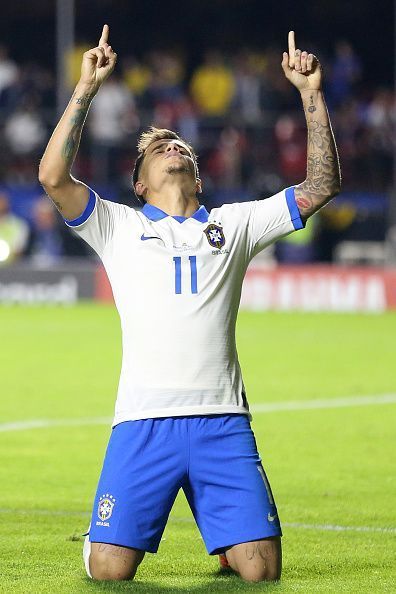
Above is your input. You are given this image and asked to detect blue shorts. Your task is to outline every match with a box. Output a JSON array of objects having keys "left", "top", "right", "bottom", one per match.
[{"left": 88, "top": 414, "right": 282, "bottom": 554}]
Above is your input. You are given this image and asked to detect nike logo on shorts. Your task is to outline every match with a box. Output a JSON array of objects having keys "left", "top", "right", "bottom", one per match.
[{"left": 267, "top": 512, "right": 278, "bottom": 522}]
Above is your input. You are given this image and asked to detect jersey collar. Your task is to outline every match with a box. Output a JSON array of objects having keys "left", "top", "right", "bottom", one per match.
[{"left": 142, "top": 203, "right": 209, "bottom": 224}]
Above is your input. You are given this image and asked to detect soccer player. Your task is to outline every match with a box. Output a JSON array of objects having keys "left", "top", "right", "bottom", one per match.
[{"left": 39, "top": 26, "right": 341, "bottom": 583}]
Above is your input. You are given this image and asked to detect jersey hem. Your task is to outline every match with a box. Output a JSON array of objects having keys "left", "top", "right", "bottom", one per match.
[{"left": 112, "top": 405, "right": 251, "bottom": 426}]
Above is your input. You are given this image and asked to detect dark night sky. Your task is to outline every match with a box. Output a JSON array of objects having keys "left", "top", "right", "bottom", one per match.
[{"left": 1, "top": 0, "right": 394, "bottom": 89}]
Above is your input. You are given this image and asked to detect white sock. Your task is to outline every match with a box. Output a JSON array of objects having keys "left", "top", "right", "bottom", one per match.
[{"left": 83, "top": 534, "right": 92, "bottom": 578}]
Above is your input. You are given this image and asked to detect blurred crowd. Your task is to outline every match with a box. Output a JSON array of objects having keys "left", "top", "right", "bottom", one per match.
[{"left": 0, "top": 40, "right": 394, "bottom": 265}]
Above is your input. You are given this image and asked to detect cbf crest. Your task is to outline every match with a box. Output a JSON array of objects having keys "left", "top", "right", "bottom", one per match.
[
  {"left": 204, "top": 224, "right": 225, "bottom": 249},
  {"left": 97, "top": 494, "right": 116, "bottom": 525}
]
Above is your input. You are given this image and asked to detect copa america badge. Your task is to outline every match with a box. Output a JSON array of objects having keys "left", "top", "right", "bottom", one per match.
[{"left": 204, "top": 224, "right": 225, "bottom": 249}]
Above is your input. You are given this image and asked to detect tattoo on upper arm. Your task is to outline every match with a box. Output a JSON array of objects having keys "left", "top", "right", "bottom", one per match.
[
  {"left": 245, "top": 542, "right": 268, "bottom": 562},
  {"left": 61, "top": 108, "right": 88, "bottom": 164},
  {"left": 53, "top": 200, "right": 63, "bottom": 212}
]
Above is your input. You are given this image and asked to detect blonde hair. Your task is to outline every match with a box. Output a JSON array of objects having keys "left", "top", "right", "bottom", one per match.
[{"left": 137, "top": 127, "right": 197, "bottom": 161}]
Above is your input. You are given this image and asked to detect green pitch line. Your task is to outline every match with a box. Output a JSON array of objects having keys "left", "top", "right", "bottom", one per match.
[{"left": 0, "top": 305, "right": 395, "bottom": 593}]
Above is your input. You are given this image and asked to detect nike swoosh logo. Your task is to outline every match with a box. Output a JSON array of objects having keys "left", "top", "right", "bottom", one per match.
[
  {"left": 267, "top": 512, "right": 278, "bottom": 522},
  {"left": 141, "top": 234, "right": 162, "bottom": 241}
]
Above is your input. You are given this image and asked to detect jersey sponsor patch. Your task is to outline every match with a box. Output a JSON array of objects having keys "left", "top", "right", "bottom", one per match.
[{"left": 204, "top": 224, "right": 225, "bottom": 249}]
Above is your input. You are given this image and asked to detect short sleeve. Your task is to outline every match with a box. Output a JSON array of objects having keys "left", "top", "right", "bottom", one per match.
[
  {"left": 64, "top": 187, "right": 129, "bottom": 258},
  {"left": 245, "top": 186, "right": 305, "bottom": 259}
]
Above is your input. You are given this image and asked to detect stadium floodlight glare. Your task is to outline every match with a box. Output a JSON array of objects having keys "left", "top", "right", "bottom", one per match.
[{"left": 0, "top": 239, "right": 10, "bottom": 262}]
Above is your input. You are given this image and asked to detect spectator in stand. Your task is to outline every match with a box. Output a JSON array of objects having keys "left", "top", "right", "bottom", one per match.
[
  {"left": 0, "top": 191, "right": 29, "bottom": 264},
  {"left": 275, "top": 216, "right": 317, "bottom": 263},
  {"left": 66, "top": 41, "right": 91, "bottom": 89},
  {"left": 232, "top": 50, "right": 262, "bottom": 125},
  {"left": 259, "top": 47, "right": 296, "bottom": 113},
  {"left": 123, "top": 56, "right": 152, "bottom": 108},
  {"left": 175, "top": 97, "right": 199, "bottom": 148},
  {"left": 4, "top": 97, "right": 46, "bottom": 156},
  {"left": 328, "top": 40, "right": 362, "bottom": 108},
  {"left": 365, "top": 89, "right": 395, "bottom": 190},
  {"left": 89, "top": 73, "right": 138, "bottom": 182},
  {"left": 147, "top": 50, "right": 185, "bottom": 104},
  {"left": 0, "top": 39, "right": 392, "bottom": 261},
  {"left": 334, "top": 98, "right": 366, "bottom": 188},
  {"left": 27, "top": 197, "right": 63, "bottom": 265},
  {"left": 274, "top": 114, "right": 306, "bottom": 185},
  {"left": 0, "top": 45, "right": 18, "bottom": 104},
  {"left": 206, "top": 126, "right": 246, "bottom": 190},
  {"left": 190, "top": 50, "right": 235, "bottom": 118},
  {"left": 3, "top": 62, "right": 54, "bottom": 112},
  {"left": 23, "top": 63, "right": 56, "bottom": 111},
  {"left": 152, "top": 102, "right": 176, "bottom": 131}
]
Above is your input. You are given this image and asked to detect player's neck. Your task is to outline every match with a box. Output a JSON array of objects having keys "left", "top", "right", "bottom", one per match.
[{"left": 146, "top": 186, "right": 200, "bottom": 218}]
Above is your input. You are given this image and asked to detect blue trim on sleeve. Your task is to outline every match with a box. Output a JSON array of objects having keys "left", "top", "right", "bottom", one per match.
[
  {"left": 64, "top": 188, "right": 96, "bottom": 227},
  {"left": 285, "top": 186, "right": 305, "bottom": 230}
]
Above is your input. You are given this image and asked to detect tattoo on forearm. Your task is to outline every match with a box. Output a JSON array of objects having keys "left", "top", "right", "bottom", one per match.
[
  {"left": 295, "top": 111, "right": 341, "bottom": 219},
  {"left": 308, "top": 94, "right": 316, "bottom": 113},
  {"left": 75, "top": 93, "right": 95, "bottom": 107},
  {"left": 61, "top": 108, "right": 88, "bottom": 165}
]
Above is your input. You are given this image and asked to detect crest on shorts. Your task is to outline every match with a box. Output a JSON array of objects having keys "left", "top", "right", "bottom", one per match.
[
  {"left": 97, "top": 494, "right": 116, "bottom": 522},
  {"left": 204, "top": 224, "right": 225, "bottom": 249}
]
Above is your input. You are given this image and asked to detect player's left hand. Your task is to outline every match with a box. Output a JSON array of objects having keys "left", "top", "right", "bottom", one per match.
[{"left": 281, "top": 31, "right": 322, "bottom": 92}]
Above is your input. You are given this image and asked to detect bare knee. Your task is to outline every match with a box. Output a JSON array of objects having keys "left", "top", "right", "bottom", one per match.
[
  {"left": 238, "top": 563, "right": 281, "bottom": 583},
  {"left": 226, "top": 537, "right": 282, "bottom": 583},
  {"left": 89, "top": 542, "right": 144, "bottom": 581}
]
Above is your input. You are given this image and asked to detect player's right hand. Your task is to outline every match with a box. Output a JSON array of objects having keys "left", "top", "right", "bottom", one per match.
[{"left": 79, "top": 24, "right": 117, "bottom": 91}]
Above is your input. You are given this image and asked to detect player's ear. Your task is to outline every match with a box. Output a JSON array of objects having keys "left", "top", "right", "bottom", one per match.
[
  {"left": 196, "top": 178, "right": 203, "bottom": 194},
  {"left": 135, "top": 181, "right": 146, "bottom": 197}
]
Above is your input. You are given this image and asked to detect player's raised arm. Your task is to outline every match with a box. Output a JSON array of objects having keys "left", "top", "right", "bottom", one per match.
[
  {"left": 281, "top": 31, "right": 341, "bottom": 222},
  {"left": 38, "top": 25, "right": 117, "bottom": 220}
]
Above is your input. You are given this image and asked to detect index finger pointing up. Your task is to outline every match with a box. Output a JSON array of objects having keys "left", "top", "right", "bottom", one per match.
[
  {"left": 99, "top": 24, "right": 109, "bottom": 46},
  {"left": 288, "top": 30, "right": 296, "bottom": 56}
]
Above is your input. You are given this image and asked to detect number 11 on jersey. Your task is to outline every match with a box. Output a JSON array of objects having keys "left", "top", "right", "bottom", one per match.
[{"left": 173, "top": 256, "right": 198, "bottom": 294}]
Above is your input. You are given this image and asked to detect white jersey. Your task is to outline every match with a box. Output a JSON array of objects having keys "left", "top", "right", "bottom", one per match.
[{"left": 65, "top": 186, "right": 304, "bottom": 425}]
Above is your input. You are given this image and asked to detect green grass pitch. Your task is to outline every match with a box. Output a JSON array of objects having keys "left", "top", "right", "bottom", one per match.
[{"left": 0, "top": 304, "right": 395, "bottom": 593}]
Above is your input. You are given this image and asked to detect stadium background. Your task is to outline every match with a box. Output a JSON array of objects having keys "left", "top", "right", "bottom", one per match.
[
  {"left": 0, "top": 1, "right": 395, "bottom": 592},
  {"left": 0, "top": 0, "right": 395, "bottom": 278}
]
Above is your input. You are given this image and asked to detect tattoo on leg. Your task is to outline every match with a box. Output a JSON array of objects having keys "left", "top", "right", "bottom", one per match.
[
  {"left": 97, "top": 544, "right": 131, "bottom": 558},
  {"left": 245, "top": 543, "right": 268, "bottom": 562}
]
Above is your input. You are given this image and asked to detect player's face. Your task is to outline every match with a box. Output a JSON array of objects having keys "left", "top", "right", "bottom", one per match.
[{"left": 136, "top": 139, "right": 199, "bottom": 196}]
